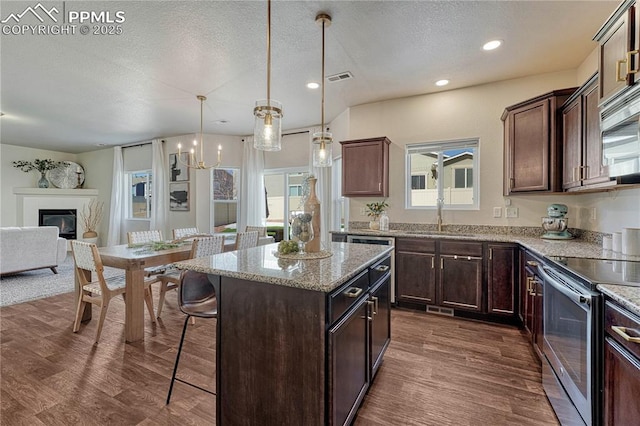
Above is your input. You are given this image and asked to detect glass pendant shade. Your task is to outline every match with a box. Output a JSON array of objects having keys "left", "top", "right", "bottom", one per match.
[
  {"left": 253, "top": 99, "right": 283, "bottom": 151},
  {"left": 312, "top": 131, "right": 333, "bottom": 167}
]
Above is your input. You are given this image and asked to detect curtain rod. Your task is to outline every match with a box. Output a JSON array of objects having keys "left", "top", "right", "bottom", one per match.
[{"left": 121, "top": 141, "right": 156, "bottom": 149}]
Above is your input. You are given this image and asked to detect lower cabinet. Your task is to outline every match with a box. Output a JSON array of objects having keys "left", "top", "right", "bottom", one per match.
[
  {"left": 487, "top": 244, "right": 518, "bottom": 315},
  {"left": 329, "top": 296, "right": 370, "bottom": 426},
  {"left": 520, "top": 250, "right": 544, "bottom": 360},
  {"left": 438, "top": 255, "right": 483, "bottom": 312},
  {"left": 329, "top": 256, "right": 392, "bottom": 426},
  {"left": 396, "top": 251, "right": 436, "bottom": 304},
  {"left": 603, "top": 300, "right": 640, "bottom": 425}
]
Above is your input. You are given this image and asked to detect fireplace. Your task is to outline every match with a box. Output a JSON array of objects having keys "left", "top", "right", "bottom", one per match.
[{"left": 39, "top": 209, "right": 77, "bottom": 240}]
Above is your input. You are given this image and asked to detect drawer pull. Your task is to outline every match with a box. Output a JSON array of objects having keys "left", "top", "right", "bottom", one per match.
[
  {"left": 611, "top": 326, "right": 640, "bottom": 343},
  {"left": 344, "top": 287, "right": 363, "bottom": 298},
  {"left": 374, "top": 265, "right": 390, "bottom": 272},
  {"left": 526, "top": 260, "right": 538, "bottom": 267}
]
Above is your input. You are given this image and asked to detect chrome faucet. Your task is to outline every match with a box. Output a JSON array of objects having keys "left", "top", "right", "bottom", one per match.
[{"left": 436, "top": 198, "right": 444, "bottom": 232}]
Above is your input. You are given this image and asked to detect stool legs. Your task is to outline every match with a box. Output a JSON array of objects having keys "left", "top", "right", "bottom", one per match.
[{"left": 167, "top": 315, "right": 190, "bottom": 404}]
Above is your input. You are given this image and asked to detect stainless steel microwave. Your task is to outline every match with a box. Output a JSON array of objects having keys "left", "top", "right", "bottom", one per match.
[{"left": 601, "top": 90, "right": 640, "bottom": 178}]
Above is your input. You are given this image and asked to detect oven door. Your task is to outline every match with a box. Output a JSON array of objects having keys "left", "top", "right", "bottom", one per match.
[{"left": 540, "top": 265, "right": 596, "bottom": 425}]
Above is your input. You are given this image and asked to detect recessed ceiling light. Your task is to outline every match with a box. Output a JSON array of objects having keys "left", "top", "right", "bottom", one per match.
[
  {"left": 307, "top": 82, "right": 320, "bottom": 89},
  {"left": 483, "top": 40, "right": 502, "bottom": 51},
  {"left": 435, "top": 79, "right": 449, "bottom": 87}
]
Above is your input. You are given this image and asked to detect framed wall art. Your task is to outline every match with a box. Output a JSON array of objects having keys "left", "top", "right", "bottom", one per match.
[
  {"left": 169, "top": 182, "right": 189, "bottom": 211},
  {"left": 169, "top": 152, "right": 190, "bottom": 182}
]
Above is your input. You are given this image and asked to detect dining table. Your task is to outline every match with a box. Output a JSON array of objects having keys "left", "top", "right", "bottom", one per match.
[{"left": 76, "top": 243, "right": 192, "bottom": 343}]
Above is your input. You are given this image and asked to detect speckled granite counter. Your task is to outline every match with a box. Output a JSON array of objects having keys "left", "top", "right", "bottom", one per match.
[
  {"left": 598, "top": 284, "right": 640, "bottom": 316},
  {"left": 174, "top": 242, "right": 393, "bottom": 293},
  {"left": 331, "top": 230, "right": 640, "bottom": 262}
]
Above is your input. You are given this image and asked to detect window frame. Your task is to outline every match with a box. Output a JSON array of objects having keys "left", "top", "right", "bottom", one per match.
[
  {"left": 405, "top": 138, "right": 480, "bottom": 211},
  {"left": 126, "top": 170, "right": 153, "bottom": 220},
  {"left": 211, "top": 167, "right": 240, "bottom": 232}
]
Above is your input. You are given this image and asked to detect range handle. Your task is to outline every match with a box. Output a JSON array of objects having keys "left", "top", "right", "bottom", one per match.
[{"left": 538, "top": 265, "right": 591, "bottom": 307}]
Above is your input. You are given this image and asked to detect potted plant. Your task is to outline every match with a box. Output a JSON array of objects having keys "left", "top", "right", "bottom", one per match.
[
  {"left": 80, "top": 199, "right": 104, "bottom": 241},
  {"left": 12, "top": 158, "right": 63, "bottom": 188},
  {"left": 365, "top": 200, "right": 389, "bottom": 230}
]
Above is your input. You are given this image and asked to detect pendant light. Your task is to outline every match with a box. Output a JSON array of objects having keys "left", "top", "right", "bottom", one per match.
[
  {"left": 312, "top": 13, "right": 333, "bottom": 168},
  {"left": 177, "top": 95, "right": 222, "bottom": 170},
  {"left": 253, "top": 0, "right": 283, "bottom": 151}
]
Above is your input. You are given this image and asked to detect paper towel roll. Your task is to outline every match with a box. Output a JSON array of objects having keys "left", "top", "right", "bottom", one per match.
[
  {"left": 622, "top": 228, "right": 640, "bottom": 256},
  {"left": 613, "top": 232, "right": 622, "bottom": 253},
  {"left": 603, "top": 236, "right": 612, "bottom": 251}
]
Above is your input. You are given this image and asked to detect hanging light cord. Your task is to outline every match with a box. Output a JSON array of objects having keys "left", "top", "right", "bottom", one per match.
[
  {"left": 266, "top": 0, "right": 271, "bottom": 108},
  {"left": 321, "top": 17, "right": 325, "bottom": 135}
]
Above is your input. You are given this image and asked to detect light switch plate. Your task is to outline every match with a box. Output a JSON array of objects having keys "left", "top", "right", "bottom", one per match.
[
  {"left": 505, "top": 207, "right": 518, "bottom": 218},
  {"left": 493, "top": 207, "right": 502, "bottom": 218}
]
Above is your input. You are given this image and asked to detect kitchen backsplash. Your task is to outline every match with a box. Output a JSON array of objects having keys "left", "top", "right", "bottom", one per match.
[{"left": 347, "top": 222, "right": 607, "bottom": 244}]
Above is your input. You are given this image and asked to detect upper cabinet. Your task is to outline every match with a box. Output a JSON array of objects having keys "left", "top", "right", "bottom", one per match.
[
  {"left": 562, "top": 74, "right": 611, "bottom": 190},
  {"left": 595, "top": 0, "right": 640, "bottom": 105},
  {"left": 341, "top": 137, "right": 391, "bottom": 197},
  {"left": 502, "top": 89, "right": 576, "bottom": 195}
]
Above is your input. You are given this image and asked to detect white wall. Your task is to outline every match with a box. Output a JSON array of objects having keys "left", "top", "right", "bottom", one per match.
[
  {"left": 76, "top": 147, "right": 113, "bottom": 246},
  {"left": 1, "top": 144, "right": 77, "bottom": 226}
]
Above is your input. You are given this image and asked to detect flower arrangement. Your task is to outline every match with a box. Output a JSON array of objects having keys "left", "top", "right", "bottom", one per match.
[
  {"left": 12, "top": 158, "right": 63, "bottom": 173},
  {"left": 365, "top": 200, "right": 389, "bottom": 219},
  {"left": 80, "top": 199, "right": 104, "bottom": 237}
]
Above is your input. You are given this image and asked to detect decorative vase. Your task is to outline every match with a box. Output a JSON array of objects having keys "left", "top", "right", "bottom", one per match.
[
  {"left": 83, "top": 231, "right": 98, "bottom": 238},
  {"left": 38, "top": 172, "right": 50, "bottom": 188},
  {"left": 379, "top": 211, "right": 389, "bottom": 231},
  {"left": 304, "top": 177, "right": 321, "bottom": 253},
  {"left": 369, "top": 219, "right": 380, "bottom": 230}
]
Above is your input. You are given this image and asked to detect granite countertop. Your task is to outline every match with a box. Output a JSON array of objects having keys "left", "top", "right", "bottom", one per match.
[
  {"left": 174, "top": 242, "right": 393, "bottom": 293},
  {"left": 332, "top": 229, "right": 640, "bottom": 262},
  {"left": 598, "top": 284, "right": 640, "bottom": 317}
]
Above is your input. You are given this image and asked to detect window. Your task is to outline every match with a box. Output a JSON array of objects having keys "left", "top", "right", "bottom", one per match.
[
  {"left": 288, "top": 184, "right": 303, "bottom": 196},
  {"left": 127, "top": 171, "right": 152, "bottom": 219},
  {"left": 411, "top": 175, "right": 426, "bottom": 190},
  {"left": 212, "top": 168, "right": 239, "bottom": 232},
  {"left": 406, "top": 139, "right": 479, "bottom": 209}
]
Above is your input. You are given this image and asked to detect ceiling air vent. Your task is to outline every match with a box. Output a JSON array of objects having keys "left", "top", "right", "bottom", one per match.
[{"left": 327, "top": 71, "right": 354, "bottom": 83}]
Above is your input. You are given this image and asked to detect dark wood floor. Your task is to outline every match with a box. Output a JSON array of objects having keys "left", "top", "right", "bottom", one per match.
[{"left": 1, "top": 290, "right": 558, "bottom": 425}]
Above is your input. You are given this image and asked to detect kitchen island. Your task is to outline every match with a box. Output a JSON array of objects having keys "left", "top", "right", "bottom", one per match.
[{"left": 175, "top": 242, "right": 394, "bottom": 426}]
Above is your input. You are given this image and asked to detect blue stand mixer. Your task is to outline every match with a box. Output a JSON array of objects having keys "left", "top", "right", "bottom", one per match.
[{"left": 542, "top": 204, "right": 573, "bottom": 240}]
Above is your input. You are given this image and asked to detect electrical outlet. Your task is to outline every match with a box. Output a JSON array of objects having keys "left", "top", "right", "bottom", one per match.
[
  {"left": 493, "top": 207, "right": 502, "bottom": 218},
  {"left": 590, "top": 208, "right": 597, "bottom": 221},
  {"left": 505, "top": 207, "right": 518, "bottom": 218},
  {"left": 360, "top": 207, "right": 367, "bottom": 216}
]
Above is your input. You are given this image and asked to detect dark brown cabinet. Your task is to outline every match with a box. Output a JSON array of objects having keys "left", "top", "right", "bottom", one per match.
[
  {"left": 395, "top": 238, "right": 437, "bottom": 304},
  {"left": 487, "top": 244, "right": 518, "bottom": 316},
  {"left": 341, "top": 137, "right": 390, "bottom": 197},
  {"left": 520, "top": 250, "right": 544, "bottom": 361},
  {"left": 603, "top": 300, "right": 640, "bottom": 425},
  {"left": 438, "top": 241, "right": 483, "bottom": 313},
  {"left": 329, "top": 296, "right": 370, "bottom": 426},
  {"left": 502, "top": 89, "right": 576, "bottom": 195},
  {"left": 369, "top": 275, "right": 391, "bottom": 379},
  {"left": 595, "top": 1, "right": 640, "bottom": 103},
  {"left": 562, "top": 74, "right": 610, "bottom": 190}
]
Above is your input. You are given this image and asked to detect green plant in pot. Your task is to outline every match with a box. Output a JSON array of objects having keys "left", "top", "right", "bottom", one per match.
[
  {"left": 12, "top": 158, "right": 63, "bottom": 188},
  {"left": 365, "top": 200, "right": 389, "bottom": 230}
]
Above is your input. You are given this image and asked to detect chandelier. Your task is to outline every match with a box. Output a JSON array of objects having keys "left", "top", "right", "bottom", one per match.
[
  {"left": 253, "top": 0, "right": 283, "bottom": 151},
  {"left": 177, "top": 95, "right": 222, "bottom": 170},
  {"left": 312, "top": 13, "right": 333, "bottom": 168}
]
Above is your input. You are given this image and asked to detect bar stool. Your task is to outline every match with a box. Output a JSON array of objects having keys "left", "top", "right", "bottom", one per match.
[{"left": 166, "top": 269, "right": 218, "bottom": 404}]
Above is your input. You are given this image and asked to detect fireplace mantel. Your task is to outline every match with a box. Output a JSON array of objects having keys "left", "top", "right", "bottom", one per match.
[{"left": 13, "top": 188, "right": 99, "bottom": 196}]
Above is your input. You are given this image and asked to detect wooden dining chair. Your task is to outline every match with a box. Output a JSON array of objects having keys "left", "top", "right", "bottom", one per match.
[
  {"left": 156, "top": 235, "right": 225, "bottom": 319},
  {"left": 172, "top": 227, "right": 199, "bottom": 240},
  {"left": 244, "top": 226, "right": 267, "bottom": 237},
  {"left": 71, "top": 240, "right": 158, "bottom": 344},
  {"left": 235, "top": 231, "right": 259, "bottom": 250},
  {"left": 127, "top": 230, "right": 163, "bottom": 245}
]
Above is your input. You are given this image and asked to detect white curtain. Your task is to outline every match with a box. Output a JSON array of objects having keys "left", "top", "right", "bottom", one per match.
[
  {"left": 107, "top": 146, "right": 124, "bottom": 246},
  {"left": 150, "top": 139, "right": 169, "bottom": 237},
  {"left": 239, "top": 136, "right": 266, "bottom": 231},
  {"left": 309, "top": 127, "right": 333, "bottom": 249}
]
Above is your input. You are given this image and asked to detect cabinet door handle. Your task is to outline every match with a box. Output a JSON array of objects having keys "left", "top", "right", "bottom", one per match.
[
  {"left": 509, "top": 178, "right": 515, "bottom": 190},
  {"left": 344, "top": 287, "right": 363, "bottom": 298},
  {"left": 573, "top": 167, "right": 578, "bottom": 182},
  {"left": 378, "top": 182, "right": 381, "bottom": 191},
  {"left": 374, "top": 265, "right": 389, "bottom": 272},
  {"left": 440, "top": 258, "right": 444, "bottom": 269},
  {"left": 611, "top": 326, "right": 640, "bottom": 343},
  {"left": 371, "top": 296, "right": 379, "bottom": 315},
  {"left": 526, "top": 260, "right": 538, "bottom": 267},
  {"left": 431, "top": 257, "right": 435, "bottom": 269},
  {"left": 627, "top": 49, "right": 640, "bottom": 75},
  {"left": 489, "top": 248, "right": 492, "bottom": 260},
  {"left": 616, "top": 58, "right": 628, "bottom": 82}
]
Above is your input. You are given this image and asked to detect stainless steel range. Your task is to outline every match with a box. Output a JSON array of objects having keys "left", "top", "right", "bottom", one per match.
[{"left": 541, "top": 256, "right": 640, "bottom": 426}]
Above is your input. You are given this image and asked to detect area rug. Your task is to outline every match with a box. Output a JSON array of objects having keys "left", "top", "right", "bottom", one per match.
[{"left": 0, "top": 256, "right": 120, "bottom": 307}]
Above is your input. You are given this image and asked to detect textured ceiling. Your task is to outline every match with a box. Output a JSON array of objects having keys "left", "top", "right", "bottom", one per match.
[{"left": 0, "top": 0, "right": 618, "bottom": 153}]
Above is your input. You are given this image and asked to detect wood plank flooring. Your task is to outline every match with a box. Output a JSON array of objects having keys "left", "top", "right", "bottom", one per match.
[{"left": 1, "top": 290, "right": 558, "bottom": 425}]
